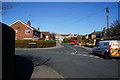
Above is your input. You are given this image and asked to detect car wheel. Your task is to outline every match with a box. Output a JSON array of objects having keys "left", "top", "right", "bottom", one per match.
[{"left": 104, "top": 52, "right": 110, "bottom": 59}]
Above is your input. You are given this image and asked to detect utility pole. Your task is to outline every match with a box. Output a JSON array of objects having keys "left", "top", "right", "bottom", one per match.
[{"left": 106, "top": 8, "right": 109, "bottom": 38}]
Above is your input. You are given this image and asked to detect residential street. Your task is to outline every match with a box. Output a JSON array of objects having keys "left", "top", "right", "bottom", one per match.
[{"left": 15, "top": 44, "right": 119, "bottom": 78}]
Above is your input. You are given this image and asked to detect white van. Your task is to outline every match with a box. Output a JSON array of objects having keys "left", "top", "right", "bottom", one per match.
[{"left": 92, "top": 40, "right": 120, "bottom": 59}]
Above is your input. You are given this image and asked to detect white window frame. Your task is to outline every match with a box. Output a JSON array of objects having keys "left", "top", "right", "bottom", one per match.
[
  {"left": 25, "top": 30, "right": 31, "bottom": 34},
  {"left": 24, "top": 38, "right": 32, "bottom": 40}
]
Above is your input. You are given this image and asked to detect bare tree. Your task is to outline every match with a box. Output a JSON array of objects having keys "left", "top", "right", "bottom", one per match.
[
  {"left": 0, "top": 2, "right": 17, "bottom": 15},
  {"left": 111, "top": 20, "right": 120, "bottom": 27},
  {"left": 49, "top": 33, "right": 56, "bottom": 40},
  {"left": 110, "top": 20, "right": 120, "bottom": 36},
  {"left": 76, "top": 35, "right": 82, "bottom": 41}
]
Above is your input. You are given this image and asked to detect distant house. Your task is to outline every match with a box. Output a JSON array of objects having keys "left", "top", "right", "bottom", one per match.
[
  {"left": 104, "top": 26, "right": 120, "bottom": 36},
  {"left": 102, "top": 26, "right": 120, "bottom": 40},
  {"left": 41, "top": 32, "right": 50, "bottom": 40},
  {"left": 61, "top": 34, "right": 69, "bottom": 39},
  {"left": 88, "top": 31, "right": 98, "bottom": 44},
  {"left": 90, "top": 30, "right": 103, "bottom": 38},
  {"left": 55, "top": 34, "right": 62, "bottom": 41},
  {"left": 81, "top": 34, "right": 89, "bottom": 39},
  {"left": 61, "top": 34, "right": 74, "bottom": 39},
  {"left": 73, "top": 34, "right": 81, "bottom": 38},
  {"left": 9, "top": 20, "right": 42, "bottom": 40},
  {"left": 55, "top": 33, "right": 81, "bottom": 40},
  {"left": 55, "top": 33, "right": 77, "bottom": 42}
]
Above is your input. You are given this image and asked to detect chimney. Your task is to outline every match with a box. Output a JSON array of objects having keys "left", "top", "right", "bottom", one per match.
[
  {"left": 27, "top": 21, "right": 31, "bottom": 26},
  {"left": 38, "top": 28, "right": 40, "bottom": 31}
]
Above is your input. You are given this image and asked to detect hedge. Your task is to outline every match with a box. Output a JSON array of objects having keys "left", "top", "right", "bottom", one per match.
[
  {"left": 84, "top": 45, "right": 95, "bottom": 48},
  {"left": 15, "top": 40, "right": 56, "bottom": 48}
]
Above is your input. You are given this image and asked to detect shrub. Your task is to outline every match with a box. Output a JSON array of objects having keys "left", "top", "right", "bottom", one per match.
[{"left": 15, "top": 40, "right": 56, "bottom": 48}]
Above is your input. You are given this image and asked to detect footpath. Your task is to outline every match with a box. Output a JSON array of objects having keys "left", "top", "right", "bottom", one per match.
[{"left": 31, "top": 65, "right": 63, "bottom": 78}]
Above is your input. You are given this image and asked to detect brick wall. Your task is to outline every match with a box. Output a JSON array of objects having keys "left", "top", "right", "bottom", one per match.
[
  {"left": 91, "top": 35, "right": 96, "bottom": 39},
  {"left": 10, "top": 21, "right": 33, "bottom": 40}
]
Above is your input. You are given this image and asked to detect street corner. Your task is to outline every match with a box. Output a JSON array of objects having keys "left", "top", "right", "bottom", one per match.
[{"left": 31, "top": 65, "right": 64, "bottom": 78}]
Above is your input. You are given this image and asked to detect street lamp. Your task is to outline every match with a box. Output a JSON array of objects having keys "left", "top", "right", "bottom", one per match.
[{"left": 106, "top": 8, "right": 109, "bottom": 38}]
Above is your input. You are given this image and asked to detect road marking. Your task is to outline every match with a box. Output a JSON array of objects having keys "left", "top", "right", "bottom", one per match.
[
  {"left": 69, "top": 45, "right": 78, "bottom": 54},
  {"left": 75, "top": 51, "right": 77, "bottom": 54},
  {"left": 69, "top": 45, "right": 120, "bottom": 61},
  {"left": 76, "top": 54, "right": 82, "bottom": 55},
  {"left": 112, "top": 59, "right": 118, "bottom": 61},
  {"left": 94, "top": 56, "right": 99, "bottom": 58},
  {"left": 89, "top": 55, "right": 94, "bottom": 57},
  {"left": 82, "top": 54, "right": 88, "bottom": 56},
  {"left": 71, "top": 53, "right": 75, "bottom": 54}
]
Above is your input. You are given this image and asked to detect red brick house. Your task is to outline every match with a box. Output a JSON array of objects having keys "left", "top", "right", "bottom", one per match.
[{"left": 9, "top": 20, "right": 42, "bottom": 40}]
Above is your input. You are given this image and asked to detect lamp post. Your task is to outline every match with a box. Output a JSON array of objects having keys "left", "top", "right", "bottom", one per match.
[{"left": 106, "top": 8, "right": 109, "bottom": 38}]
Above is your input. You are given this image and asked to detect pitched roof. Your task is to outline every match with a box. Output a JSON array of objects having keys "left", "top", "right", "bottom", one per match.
[
  {"left": 9, "top": 20, "right": 40, "bottom": 32},
  {"left": 55, "top": 34, "right": 61, "bottom": 36},
  {"left": 41, "top": 32, "right": 50, "bottom": 35},
  {"left": 91, "top": 31, "right": 102, "bottom": 35},
  {"left": 30, "top": 26, "right": 40, "bottom": 32},
  {"left": 74, "top": 34, "right": 79, "bottom": 36},
  {"left": 81, "top": 34, "right": 88, "bottom": 37},
  {"left": 61, "top": 34, "right": 69, "bottom": 36},
  {"left": 9, "top": 20, "right": 34, "bottom": 30}
]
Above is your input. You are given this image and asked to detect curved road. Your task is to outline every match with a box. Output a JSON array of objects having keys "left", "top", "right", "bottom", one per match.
[{"left": 15, "top": 44, "right": 119, "bottom": 78}]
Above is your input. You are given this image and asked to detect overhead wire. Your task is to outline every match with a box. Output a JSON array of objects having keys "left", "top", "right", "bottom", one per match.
[
  {"left": 64, "top": 8, "right": 105, "bottom": 26},
  {"left": 63, "top": 3, "right": 118, "bottom": 27}
]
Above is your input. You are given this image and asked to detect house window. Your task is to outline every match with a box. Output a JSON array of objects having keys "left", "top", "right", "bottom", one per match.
[
  {"left": 25, "top": 30, "right": 31, "bottom": 34},
  {"left": 17, "top": 27, "right": 20, "bottom": 29},
  {"left": 56, "top": 36, "right": 58, "bottom": 38},
  {"left": 15, "top": 30, "right": 18, "bottom": 33}
]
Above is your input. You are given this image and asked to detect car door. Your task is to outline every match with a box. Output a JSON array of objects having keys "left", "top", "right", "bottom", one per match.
[
  {"left": 96, "top": 42, "right": 102, "bottom": 53},
  {"left": 95, "top": 42, "right": 101, "bottom": 53},
  {"left": 99, "top": 42, "right": 109, "bottom": 54},
  {"left": 98, "top": 42, "right": 104, "bottom": 54}
]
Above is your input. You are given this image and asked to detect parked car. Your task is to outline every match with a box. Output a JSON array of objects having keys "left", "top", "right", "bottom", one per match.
[
  {"left": 70, "top": 40, "right": 78, "bottom": 45},
  {"left": 92, "top": 40, "right": 120, "bottom": 59}
]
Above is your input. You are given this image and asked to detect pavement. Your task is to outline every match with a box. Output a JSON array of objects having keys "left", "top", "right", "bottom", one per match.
[{"left": 31, "top": 65, "right": 63, "bottom": 78}]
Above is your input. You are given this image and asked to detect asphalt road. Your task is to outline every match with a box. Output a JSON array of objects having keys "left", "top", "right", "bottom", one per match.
[{"left": 15, "top": 44, "right": 120, "bottom": 78}]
